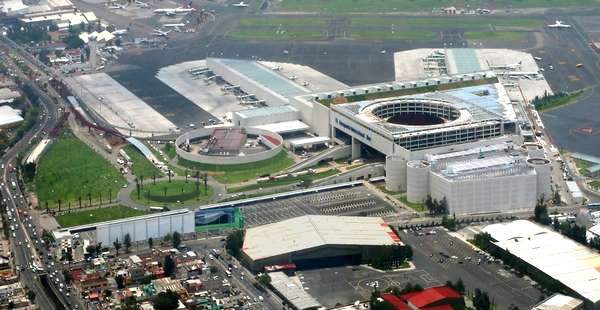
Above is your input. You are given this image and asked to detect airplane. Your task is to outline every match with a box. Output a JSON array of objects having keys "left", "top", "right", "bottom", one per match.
[
  {"left": 108, "top": 3, "right": 127, "bottom": 9},
  {"left": 153, "top": 7, "right": 196, "bottom": 15},
  {"left": 488, "top": 61, "right": 522, "bottom": 70},
  {"left": 134, "top": 0, "right": 150, "bottom": 7},
  {"left": 111, "top": 29, "right": 129, "bottom": 35},
  {"left": 163, "top": 23, "right": 185, "bottom": 32},
  {"left": 231, "top": 1, "right": 249, "bottom": 7},
  {"left": 152, "top": 29, "right": 172, "bottom": 37},
  {"left": 547, "top": 20, "right": 572, "bottom": 28}
]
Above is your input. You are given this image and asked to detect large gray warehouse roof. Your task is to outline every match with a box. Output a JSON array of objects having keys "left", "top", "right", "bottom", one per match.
[{"left": 243, "top": 215, "right": 401, "bottom": 261}]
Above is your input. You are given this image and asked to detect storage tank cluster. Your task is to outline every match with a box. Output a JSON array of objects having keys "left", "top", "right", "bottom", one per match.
[
  {"left": 406, "top": 160, "right": 431, "bottom": 203},
  {"left": 527, "top": 157, "right": 552, "bottom": 200},
  {"left": 385, "top": 154, "right": 407, "bottom": 192}
]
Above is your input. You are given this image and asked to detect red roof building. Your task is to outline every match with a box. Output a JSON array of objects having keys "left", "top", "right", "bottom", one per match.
[{"left": 383, "top": 286, "right": 464, "bottom": 310}]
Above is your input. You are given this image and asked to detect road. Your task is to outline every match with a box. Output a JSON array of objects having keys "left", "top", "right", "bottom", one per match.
[{"left": 0, "top": 37, "right": 83, "bottom": 310}]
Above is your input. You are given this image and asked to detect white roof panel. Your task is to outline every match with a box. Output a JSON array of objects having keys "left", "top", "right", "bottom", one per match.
[
  {"left": 288, "top": 136, "right": 330, "bottom": 147},
  {"left": 253, "top": 120, "right": 309, "bottom": 134},
  {"left": 243, "top": 215, "right": 401, "bottom": 260},
  {"left": 483, "top": 220, "right": 600, "bottom": 304}
]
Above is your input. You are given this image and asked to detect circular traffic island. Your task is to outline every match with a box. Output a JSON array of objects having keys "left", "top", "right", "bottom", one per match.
[{"left": 130, "top": 180, "right": 213, "bottom": 208}]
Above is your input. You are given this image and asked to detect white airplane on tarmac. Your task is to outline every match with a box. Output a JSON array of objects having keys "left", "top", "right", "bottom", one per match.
[
  {"left": 153, "top": 7, "right": 196, "bottom": 15},
  {"left": 547, "top": 20, "right": 572, "bottom": 28},
  {"left": 108, "top": 3, "right": 127, "bottom": 9},
  {"left": 152, "top": 29, "right": 172, "bottom": 37},
  {"left": 163, "top": 23, "right": 185, "bottom": 31},
  {"left": 111, "top": 29, "right": 129, "bottom": 35},
  {"left": 135, "top": 0, "right": 150, "bottom": 8},
  {"left": 231, "top": 1, "right": 249, "bottom": 7}
]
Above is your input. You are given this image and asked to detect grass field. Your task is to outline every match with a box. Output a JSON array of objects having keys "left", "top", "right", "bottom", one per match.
[
  {"left": 351, "top": 30, "right": 438, "bottom": 41},
  {"left": 56, "top": 205, "right": 147, "bottom": 228},
  {"left": 350, "top": 17, "right": 543, "bottom": 28},
  {"left": 534, "top": 91, "right": 584, "bottom": 112},
  {"left": 463, "top": 31, "right": 525, "bottom": 42},
  {"left": 239, "top": 17, "right": 325, "bottom": 26},
  {"left": 227, "top": 168, "right": 340, "bottom": 193},
  {"left": 575, "top": 159, "right": 594, "bottom": 175},
  {"left": 230, "top": 29, "right": 323, "bottom": 41},
  {"left": 276, "top": 0, "right": 599, "bottom": 12},
  {"left": 123, "top": 145, "right": 163, "bottom": 179},
  {"left": 399, "top": 195, "right": 427, "bottom": 212},
  {"left": 178, "top": 151, "right": 295, "bottom": 184},
  {"left": 131, "top": 180, "right": 213, "bottom": 207},
  {"left": 35, "top": 137, "right": 126, "bottom": 206}
]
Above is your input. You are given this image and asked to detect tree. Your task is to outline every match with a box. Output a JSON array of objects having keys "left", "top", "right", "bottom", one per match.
[
  {"left": 148, "top": 237, "right": 154, "bottom": 249},
  {"left": 21, "top": 162, "right": 36, "bottom": 182},
  {"left": 123, "top": 233, "right": 132, "bottom": 252},
  {"left": 534, "top": 196, "right": 551, "bottom": 225},
  {"left": 103, "top": 289, "right": 113, "bottom": 298},
  {"left": 26, "top": 290, "right": 35, "bottom": 302},
  {"left": 553, "top": 190, "right": 561, "bottom": 205},
  {"left": 453, "top": 278, "right": 465, "bottom": 294},
  {"left": 258, "top": 273, "right": 271, "bottom": 287},
  {"left": 226, "top": 230, "right": 244, "bottom": 259},
  {"left": 153, "top": 290, "right": 179, "bottom": 310},
  {"left": 172, "top": 231, "right": 181, "bottom": 249},
  {"left": 113, "top": 238, "right": 121, "bottom": 256},
  {"left": 473, "top": 289, "right": 492, "bottom": 310},
  {"left": 115, "top": 275, "right": 125, "bottom": 289},
  {"left": 164, "top": 255, "right": 176, "bottom": 277},
  {"left": 63, "top": 269, "right": 72, "bottom": 285}
]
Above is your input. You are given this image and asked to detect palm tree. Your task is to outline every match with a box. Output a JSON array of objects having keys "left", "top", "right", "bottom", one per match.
[{"left": 113, "top": 238, "right": 121, "bottom": 255}]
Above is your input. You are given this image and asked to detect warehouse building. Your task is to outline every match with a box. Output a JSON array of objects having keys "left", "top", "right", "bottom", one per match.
[
  {"left": 484, "top": 220, "right": 600, "bottom": 309},
  {"left": 241, "top": 215, "right": 401, "bottom": 272}
]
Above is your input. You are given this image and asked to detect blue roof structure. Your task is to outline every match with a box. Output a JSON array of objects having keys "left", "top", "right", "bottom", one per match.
[
  {"left": 452, "top": 48, "right": 482, "bottom": 74},
  {"left": 218, "top": 59, "right": 309, "bottom": 97}
]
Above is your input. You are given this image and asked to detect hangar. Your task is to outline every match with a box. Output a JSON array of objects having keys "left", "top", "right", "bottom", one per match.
[{"left": 241, "top": 215, "right": 401, "bottom": 272}]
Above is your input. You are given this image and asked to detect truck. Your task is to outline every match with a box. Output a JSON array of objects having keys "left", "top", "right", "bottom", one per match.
[{"left": 11, "top": 181, "right": 16, "bottom": 190}]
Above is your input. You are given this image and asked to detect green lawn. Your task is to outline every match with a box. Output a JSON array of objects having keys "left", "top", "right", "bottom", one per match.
[
  {"left": 229, "top": 29, "right": 323, "bottom": 41},
  {"left": 589, "top": 180, "right": 600, "bottom": 190},
  {"left": 227, "top": 169, "right": 340, "bottom": 193},
  {"left": 164, "top": 143, "right": 177, "bottom": 159},
  {"left": 178, "top": 151, "right": 295, "bottom": 184},
  {"left": 35, "top": 137, "right": 126, "bottom": 206},
  {"left": 276, "top": 0, "right": 598, "bottom": 12},
  {"left": 350, "top": 17, "right": 543, "bottom": 28},
  {"left": 239, "top": 17, "right": 326, "bottom": 26},
  {"left": 56, "top": 205, "right": 147, "bottom": 228},
  {"left": 534, "top": 91, "right": 584, "bottom": 112},
  {"left": 400, "top": 195, "right": 427, "bottom": 212},
  {"left": 575, "top": 159, "right": 594, "bottom": 175},
  {"left": 123, "top": 145, "right": 163, "bottom": 179},
  {"left": 463, "top": 31, "right": 525, "bottom": 41},
  {"left": 131, "top": 180, "right": 213, "bottom": 207},
  {"left": 351, "top": 30, "right": 438, "bottom": 41}
]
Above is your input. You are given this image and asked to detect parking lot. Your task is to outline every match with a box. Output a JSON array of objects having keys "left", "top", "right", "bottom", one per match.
[
  {"left": 240, "top": 186, "right": 400, "bottom": 227},
  {"left": 297, "top": 227, "right": 542, "bottom": 309}
]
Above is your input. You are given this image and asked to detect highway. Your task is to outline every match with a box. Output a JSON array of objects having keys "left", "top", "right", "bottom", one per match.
[{"left": 0, "top": 37, "right": 83, "bottom": 310}]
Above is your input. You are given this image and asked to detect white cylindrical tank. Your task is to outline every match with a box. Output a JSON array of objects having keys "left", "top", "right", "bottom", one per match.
[
  {"left": 385, "top": 154, "right": 407, "bottom": 192},
  {"left": 527, "top": 158, "right": 552, "bottom": 200},
  {"left": 407, "top": 160, "right": 431, "bottom": 203},
  {"left": 521, "top": 143, "right": 544, "bottom": 159}
]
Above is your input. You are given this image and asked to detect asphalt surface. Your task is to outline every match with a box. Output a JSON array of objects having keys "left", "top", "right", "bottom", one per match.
[
  {"left": 1, "top": 38, "right": 83, "bottom": 310},
  {"left": 536, "top": 16, "right": 600, "bottom": 157},
  {"left": 300, "top": 227, "right": 542, "bottom": 309}
]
